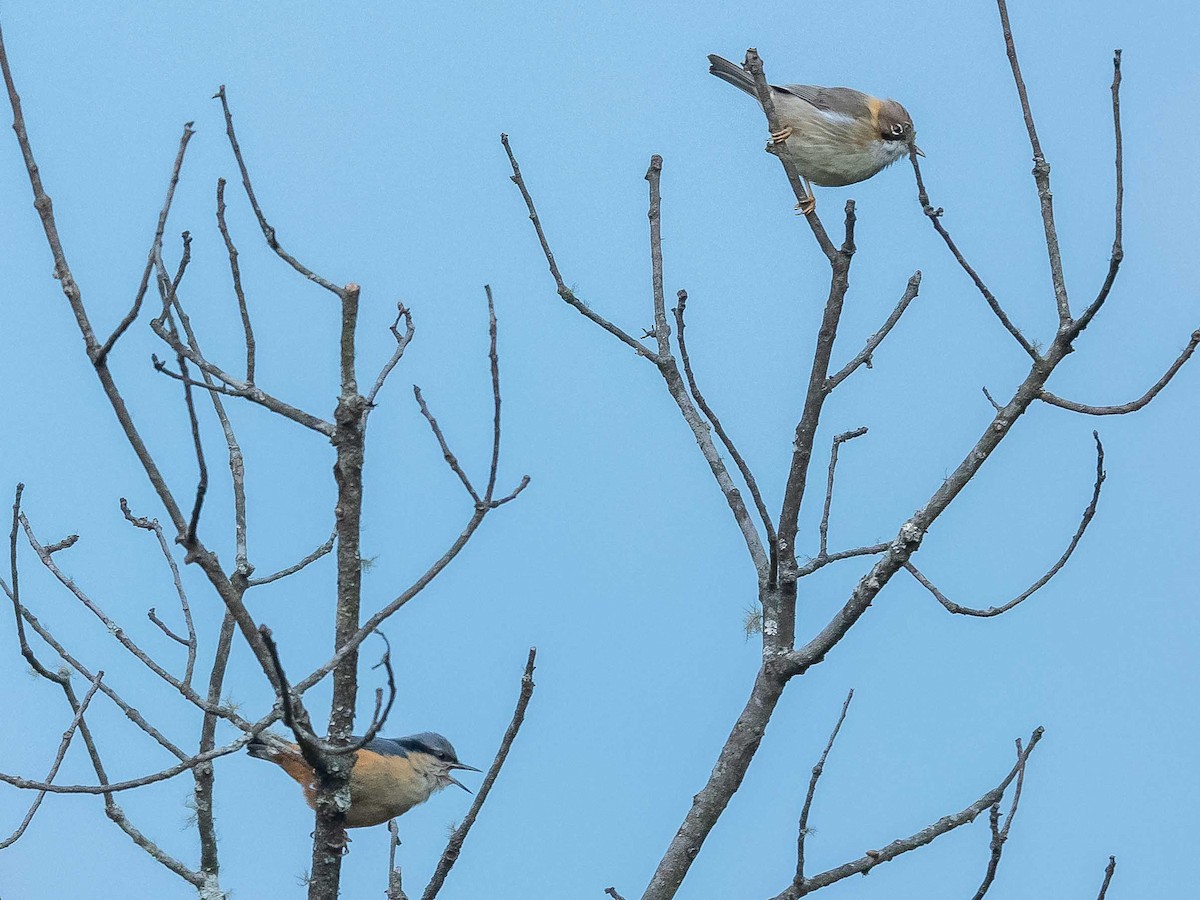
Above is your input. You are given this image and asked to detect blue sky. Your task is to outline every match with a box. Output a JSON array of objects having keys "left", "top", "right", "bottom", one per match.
[{"left": 0, "top": 1, "right": 1197, "bottom": 898}]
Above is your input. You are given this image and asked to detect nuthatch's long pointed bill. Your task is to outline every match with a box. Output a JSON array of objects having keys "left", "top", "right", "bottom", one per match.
[
  {"left": 446, "top": 761, "right": 482, "bottom": 793},
  {"left": 911, "top": 144, "right": 926, "bottom": 158}
]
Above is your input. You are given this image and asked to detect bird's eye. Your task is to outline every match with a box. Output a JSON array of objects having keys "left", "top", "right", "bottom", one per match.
[{"left": 891, "top": 123, "right": 905, "bottom": 136}]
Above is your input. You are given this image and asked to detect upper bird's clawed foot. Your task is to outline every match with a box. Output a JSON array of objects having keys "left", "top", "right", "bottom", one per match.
[
  {"left": 770, "top": 125, "right": 794, "bottom": 144},
  {"left": 794, "top": 195, "right": 816, "bottom": 216}
]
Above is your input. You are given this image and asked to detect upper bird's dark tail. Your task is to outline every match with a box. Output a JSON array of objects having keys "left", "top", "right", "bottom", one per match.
[{"left": 707, "top": 54, "right": 757, "bottom": 97}]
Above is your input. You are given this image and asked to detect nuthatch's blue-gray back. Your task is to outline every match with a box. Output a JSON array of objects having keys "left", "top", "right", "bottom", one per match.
[{"left": 247, "top": 731, "right": 479, "bottom": 828}]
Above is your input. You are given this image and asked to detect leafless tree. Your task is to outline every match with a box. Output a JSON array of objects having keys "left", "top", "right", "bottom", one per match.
[
  {"left": 0, "top": 1, "right": 1190, "bottom": 897},
  {"left": 0, "top": 20, "right": 535, "bottom": 900},
  {"left": 503, "top": 2, "right": 1190, "bottom": 897}
]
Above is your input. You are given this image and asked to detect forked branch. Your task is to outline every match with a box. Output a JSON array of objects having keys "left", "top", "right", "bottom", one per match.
[{"left": 905, "top": 432, "right": 1105, "bottom": 617}]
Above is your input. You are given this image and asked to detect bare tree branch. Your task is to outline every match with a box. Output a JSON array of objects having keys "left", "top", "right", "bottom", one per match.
[
  {"left": 213, "top": 85, "right": 344, "bottom": 298},
  {"left": 1096, "top": 856, "right": 1117, "bottom": 900},
  {"left": 905, "top": 432, "right": 1105, "bottom": 617},
  {"left": 502, "top": 133, "right": 659, "bottom": 359},
  {"left": 1072, "top": 50, "right": 1125, "bottom": 335},
  {"left": 0, "top": 730, "right": 255, "bottom": 795},
  {"left": 149, "top": 336, "right": 335, "bottom": 437},
  {"left": 247, "top": 529, "right": 337, "bottom": 588},
  {"left": 673, "top": 288, "right": 777, "bottom": 573},
  {"left": 995, "top": 0, "right": 1070, "bottom": 323},
  {"left": 215, "top": 177, "right": 257, "bottom": 383},
  {"left": 970, "top": 737, "right": 1029, "bottom": 900},
  {"left": 96, "top": 123, "right": 195, "bottom": 365},
  {"left": 123, "top": 500, "right": 198, "bottom": 686},
  {"left": 1040, "top": 329, "right": 1200, "bottom": 414},
  {"left": 366, "top": 303, "right": 415, "bottom": 409},
  {"left": 20, "top": 511, "right": 255, "bottom": 731},
  {"left": 774, "top": 728, "right": 1044, "bottom": 898},
  {"left": 826, "top": 273, "right": 922, "bottom": 390},
  {"left": 482, "top": 285, "right": 507, "bottom": 503},
  {"left": 414, "top": 385, "right": 482, "bottom": 505},
  {"left": 818, "top": 428, "right": 868, "bottom": 559},
  {"left": 908, "top": 155, "right": 1038, "bottom": 359},
  {"left": 795, "top": 544, "right": 890, "bottom": 579},
  {"left": 794, "top": 689, "right": 854, "bottom": 886},
  {"left": 387, "top": 819, "right": 409, "bottom": 900},
  {"left": 0, "top": 670, "right": 104, "bottom": 850},
  {"left": 421, "top": 648, "right": 537, "bottom": 900}
]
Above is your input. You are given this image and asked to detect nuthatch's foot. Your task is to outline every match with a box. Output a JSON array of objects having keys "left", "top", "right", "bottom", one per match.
[
  {"left": 795, "top": 195, "right": 816, "bottom": 215},
  {"left": 770, "top": 125, "right": 794, "bottom": 144}
]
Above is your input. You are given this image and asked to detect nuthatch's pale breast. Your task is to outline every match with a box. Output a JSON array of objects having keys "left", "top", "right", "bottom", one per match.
[
  {"left": 247, "top": 731, "right": 479, "bottom": 828},
  {"left": 708, "top": 54, "right": 922, "bottom": 188}
]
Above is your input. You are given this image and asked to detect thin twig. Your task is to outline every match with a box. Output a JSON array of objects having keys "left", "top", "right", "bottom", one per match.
[
  {"left": 257, "top": 625, "right": 323, "bottom": 770},
  {"left": 119, "top": 506, "right": 194, "bottom": 675},
  {"left": 387, "top": 819, "right": 409, "bottom": 900},
  {"left": 604, "top": 889, "right": 629, "bottom": 900},
  {"left": 247, "top": 529, "right": 337, "bottom": 587},
  {"left": 818, "top": 429, "right": 868, "bottom": 559},
  {"left": 909, "top": 154, "right": 1037, "bottom": 358},
  {"left": 501, "top": 133, "right": 657, "bottom": 359},
  {"left": 642, "top": 160, "right": 771, "bottom": 581},
  {"left": 906, "top": 432, "right": 1105, "bottom": 617},
  {"left": 995, "top": 0, "right": 1070, "bottom": 322},
  {"left": 674, "top": 289, "right": 777, "bottom": 571},
  {"left": 155, "top": 275, "right": 254, "bottom": 581},
  {"left": 0, "top": 670, "right": 104, "bottom": 850},
  {"left": 213, "top": 85, "right": 344, "bottom": 297},
  {"left": 421, "top": 648, "right": 537, "bottom": 900},
  {"left": 21, "top": 512, "right": 250, "bottom": 726},
  {"left": 414, "top": 386, "right": 481, "bottom": 504},
  {"left": 215, "top": 177, "right": 257, "bottom": 382},
  {"left": 775, "top": 728, "right": 1044, "bottom": 898},
  {"left": 1040, "top": 329, "right": 1200, "bottom": 414},
  {"left": 146, "top": 609, "right": 188, "bottom": 646},
  {"left": 176, "top": 335, "right": 208, "bottom": 549},
  {"left": 1073, "top": 50, "right": 1124, "bottom": 335},
  {"left": 95, "top": 123, "right": 195, "bottom": 365},
  {"left": 970, "top": 737, "right": 1029, "bottom": 899},
  {"left": 483, "top": 285, "right": 504, "bottom": 503},
  {"left": 365, "top": 303, "right": 415, "bottom": 409},
  {"left": 1096, "top": 856, "right": 1117, "bottom": 900},
  {"left": 794, "top": 690, "right": 854, "bottom": 886},
  {"left": 9, "top": 485, "right": 60, "bottom": 682},
  {"left": 0, "top": 731, "right": 256, "bottom": 795},
  {"left": 149, "top": 333, "right": 335, "bottom": 436},
  {"left": 259, "top": 626, "right": 396, "bottom": 758},
  {"left": 826, "top": 273, "right": 922, "bottom": 389},
  {"left": 795, "top": 544, "right": 890, "bottom": 578},
  {"left": 0, "top": 581, "right": 191, "bottom": 758}
]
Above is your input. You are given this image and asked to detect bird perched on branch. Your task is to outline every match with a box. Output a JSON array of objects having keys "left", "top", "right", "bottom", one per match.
[
  {"left": 708, "top": 54, "right": 922, "bottom": 213},
  {"left": 247, "top": 731, "right": 480, "bottom": 828}
]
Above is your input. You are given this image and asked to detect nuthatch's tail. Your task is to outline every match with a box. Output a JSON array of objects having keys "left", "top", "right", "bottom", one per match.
[{"left": 708, "top": 54, "right": 757, "bottom": 97}]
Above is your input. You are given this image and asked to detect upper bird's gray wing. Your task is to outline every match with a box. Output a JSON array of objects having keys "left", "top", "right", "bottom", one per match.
[{"left": 775, "top": 85, "right": 874, "bottom": 121}]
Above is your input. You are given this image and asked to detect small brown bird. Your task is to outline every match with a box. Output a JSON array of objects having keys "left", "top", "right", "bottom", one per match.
[
  {"left": 247, "top": 731, "right": 479, "bottom": 828},
  {"left": 708, "top": 54, "right": 922, "bottom": 211}
]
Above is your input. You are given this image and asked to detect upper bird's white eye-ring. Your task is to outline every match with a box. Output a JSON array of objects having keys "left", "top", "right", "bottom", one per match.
[{"left": 890, "top": 123, "right": 906, "bottom": 136}]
